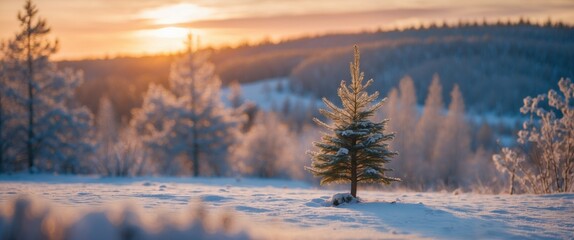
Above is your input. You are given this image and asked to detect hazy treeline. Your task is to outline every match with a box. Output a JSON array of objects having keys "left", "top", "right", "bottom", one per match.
[
  {"left": 291, "top": 31, "right": 573, "bottom": 114},
  {"left": 63, "top": 56, "right": 178, "bottom": 123},
  {"left": 379, "top": 75, "right": 499, "bottom": 191},
  {"left": 60, "top": 20, "right": 574, "bottom": 119}
]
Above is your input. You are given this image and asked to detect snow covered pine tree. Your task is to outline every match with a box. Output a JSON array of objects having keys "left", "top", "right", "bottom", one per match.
[
  {"left": 1, "top": 0, "right": 94, "bottom": 173},
  {"left": 306, "top": 45, "right": 400, "bottom": 198}
]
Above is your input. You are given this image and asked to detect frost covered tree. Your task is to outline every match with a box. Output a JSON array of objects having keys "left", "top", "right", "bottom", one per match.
[
  {"left": 14, "top": 0, "right": 58, "bottom": 171},
  {"left": 413, "top": 74, "right": 444, "bottom": 183},
  {"left": 131, "top": 84, "right": 181, "bottom": 174},
  {"left": 232, "top": 112, "right": 298, "bottom": 178},
  {"left": 390, "top": 76, "right": 418, "bottom": 179},
  {"left": 494, "top": 78, "right": 574, "bottom": 193},
  {"left": 492, "top": 148, "right": 525, "bottom": 194},
  {"left": 379, "top": 88, "right": 398, "bottom": 122},
  {"left": 170, "top": 51, "right": 238, "bottom": 176},
  {"left": 0, "top": 55, "right": 21, "bottom": 172},
  {"left": 433, "top": 85, "right": 470, "bottom": 187},
  {"left": 132, "top": 51, "right": 238, "bottom": 176},
  {"left": 376, "top": 76, "right": 418, "bottom": 186},
  {"left": 416, "top": 74, "right": 444, "bottom": 161},
  {"left": 1, "top": 0, "right": 94, "bottom": 173},
  {"left": 306, "top": 46, "right": 400, "bottom": 198},
  {"left": 94, "top": 96, "right": 137, "bottom": 176}
]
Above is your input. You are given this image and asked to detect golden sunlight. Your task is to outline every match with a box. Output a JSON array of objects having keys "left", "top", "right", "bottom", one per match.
[
  {"left": 138, "top": 3, "right": 212, "bottom": 25},
  {"left": 131, "top": 27, "right": 204, "bottom": 54},
  {"left": 135, "top": 26, "right": 192, "bottom": 39}
]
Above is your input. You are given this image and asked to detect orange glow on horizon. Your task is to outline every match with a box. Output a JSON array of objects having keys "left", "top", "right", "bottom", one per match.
[
  {"left": 130, "top": 27, "right": 205, "bottom": 55},
  {"left": 0, "top": 0, "right": 572, "bottom": 60}
]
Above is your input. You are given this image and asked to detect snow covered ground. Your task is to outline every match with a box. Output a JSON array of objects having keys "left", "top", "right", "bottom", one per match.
[
  {"left": 221, "top": 77, "right": 320, "bottom": 111},
  {"left": 1, "top": 175, "right": 573, "bottom": 239}
]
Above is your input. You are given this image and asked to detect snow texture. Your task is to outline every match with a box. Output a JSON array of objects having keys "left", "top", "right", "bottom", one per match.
[
  {"left": 1, "top": 175, "right": 573, "bottom": 239},
  {"left": 336, "top": 148, "right": 348, "bottom": 156},
  {"left": 220, "top": 78, "right": 321, "bottom": 111},
  {"left": 331, "top": 193, "right": 359, "bottom": 206},
  {"left": 365, "top": 168, "right": 378, "bottom": 175}
]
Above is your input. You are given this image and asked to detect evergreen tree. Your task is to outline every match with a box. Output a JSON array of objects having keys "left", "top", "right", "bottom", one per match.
[
  {"left": 131, "top": 51, "right": 238, "bottom": 176},
  {"left": 391, "top": 76, "right": 418, "bottom": 179},
  {"left": 7, "top": 0, "right": 58, "bottom": 172},
  {"left": 413, "top": 74, "right": 444, "bottom": 183},
  {"left": 131, "top": 84, "right": 181, "bottom": 174},
  {"left": 0, "top": 53, "right": 21, "bottom": 172},
  {"left": 306, "top": 46, "right": 399, "bottom": 198},
  {"left": 1, "top": 0, "right": 94, "bottom": 173},
  {"left": 170, "top": 51, "right": 238, "bottom": 176},
  {"left": 0, "top": 59, "right": 6, "bottom": 172},
  {"left": 433, "top": 84, "right": 470, "bottom": 187}
]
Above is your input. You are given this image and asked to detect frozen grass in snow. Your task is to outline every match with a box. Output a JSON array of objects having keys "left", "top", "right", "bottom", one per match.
[{"left": 1, "top": 175, "right": 573, "bottom": 239}]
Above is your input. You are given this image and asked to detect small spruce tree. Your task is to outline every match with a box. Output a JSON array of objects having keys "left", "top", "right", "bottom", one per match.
[{"left": 306, "top": 45, "right": 400, "bottom": 198}]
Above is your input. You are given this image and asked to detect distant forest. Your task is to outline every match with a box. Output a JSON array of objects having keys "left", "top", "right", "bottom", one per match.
[{"left": 60, "top": 20, "right": 574, "bottom": 120}]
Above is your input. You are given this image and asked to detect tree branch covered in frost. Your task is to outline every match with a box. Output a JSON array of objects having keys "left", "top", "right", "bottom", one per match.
[{"left": 493, "top": 78, "right": 574, "bottom": 194}]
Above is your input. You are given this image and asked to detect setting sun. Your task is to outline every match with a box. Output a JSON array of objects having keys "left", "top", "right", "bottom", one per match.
[
  {"left": 132, "top": 27, "right": 203, "bottom": 54},
  {"left": 135, "top": 26, "right": 192, "bottom": 39}
]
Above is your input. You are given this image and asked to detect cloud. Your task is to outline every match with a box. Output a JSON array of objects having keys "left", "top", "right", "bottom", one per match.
[{"left": 176, "top": 8, "right": 454, "bottom": 30}]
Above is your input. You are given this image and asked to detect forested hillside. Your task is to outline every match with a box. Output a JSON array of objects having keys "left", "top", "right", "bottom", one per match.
[{"left": 60, "top": 21, "right": 574, "bottom": 118}]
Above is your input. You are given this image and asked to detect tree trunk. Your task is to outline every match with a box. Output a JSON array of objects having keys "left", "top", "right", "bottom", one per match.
[
  {"left": 509, "top": 170, "right": 515, "bottom": 195},
  {"left": 26, "top": 18, "right": 35, "bottom": 173},
  {"left": 190, "top": 56, "right": 199, "bottom": 177},
  {"left": 351, "top": 151, "right": 358, "bottom": 198},
  {"left": 0, "top": 97, "right": 4, "bottom": 173},
  {"left": 192, "top": 142, "right": 199, "bottom": 177}
]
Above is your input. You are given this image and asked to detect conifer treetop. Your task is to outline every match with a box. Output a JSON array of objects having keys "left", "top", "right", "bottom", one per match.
[{"left": 306, "top": 45, "right": 399, "bottom": 197}]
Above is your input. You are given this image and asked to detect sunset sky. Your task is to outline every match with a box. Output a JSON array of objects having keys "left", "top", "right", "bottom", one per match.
[{"left": 1, "top": 0, "right": 573, "bottom": 60}]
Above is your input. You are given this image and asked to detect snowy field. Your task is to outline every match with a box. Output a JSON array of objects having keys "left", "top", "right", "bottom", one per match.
[
  {"left": 1, "top": 175, "right": 573, "bottom": 239},
  {"left": 221, "top": 78, "right": 320, "bottom": 111}
]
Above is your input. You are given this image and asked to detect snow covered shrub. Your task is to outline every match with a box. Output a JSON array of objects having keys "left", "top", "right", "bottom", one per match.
[
  {"left": 0, "top": 196, "right": 251, "bottom": 240},
  {"left": 492, "top": 148, "right": 528, "bottom": 194},
  {"left": 493, "top": 78, "right": 574, "bottom": 194},
  {"left": 232, "top": 112, "right": 301, "bottom": 179},
  {"left": 93, "top": 97, "right": 152, "bottom": 176},
  {"left": 306, "top": 46, "right": 400, "bottom": 198},
  {"left": 93, "top": 130, "right": 152, "bottom": 177},
  {"left": 330, "top": 193, "right": 360, "bottom": 206}
]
